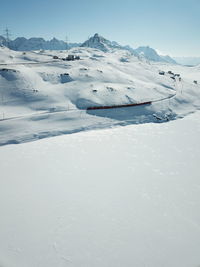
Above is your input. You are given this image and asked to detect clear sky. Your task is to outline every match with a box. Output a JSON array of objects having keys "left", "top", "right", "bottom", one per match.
[{"left": 0, "top": 0, "right": 199, "bottom": 56}]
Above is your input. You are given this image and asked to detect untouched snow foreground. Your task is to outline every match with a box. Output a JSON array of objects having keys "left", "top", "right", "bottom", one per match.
[{"left": 0, "top": 111, "right": 200, "bottom": 267}]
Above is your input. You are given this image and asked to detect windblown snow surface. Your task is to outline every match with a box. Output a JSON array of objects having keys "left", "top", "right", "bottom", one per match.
[{"left": 0, "top": 46, "right": 200, "bottom": 267}]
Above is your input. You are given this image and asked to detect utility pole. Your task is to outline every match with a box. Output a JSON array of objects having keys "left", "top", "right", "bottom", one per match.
[
  {"left": 3, "top": 27, "right": 12, "bottom": 48},
  {"left": 65, "top": 35, "right": 69, "bottom": 50}
]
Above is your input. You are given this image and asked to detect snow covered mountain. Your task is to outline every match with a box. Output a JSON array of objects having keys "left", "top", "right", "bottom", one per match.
[
  {"left": 160, "top": 55, "right": 177, "bottom": 64},
  {"left": 135, "top": 46, "right": 176, "bottom": 64},
  {"left": 80, "top": 33, "right": 122, "bottom": 52},
  {"left": 1, "top": 33, "right": 176, "bottom": 64},
  {"left": 135, "top": 46, "right": 161, "bottom": 61},
  {"left": 80, "top": 33, "right": 139, "bottom": 56},
  {"left": 0, "top": 36, "right": 80, "bottom": 51},
  {"left": 0, "top": 35, "right": 7, "bottom": 46},
  {"left": 81, "top": 34, "right": 176, "bottom": 63}
]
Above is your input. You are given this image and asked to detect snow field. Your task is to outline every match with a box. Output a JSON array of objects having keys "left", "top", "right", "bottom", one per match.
[
  {"left": 0, "top": 112, "right": 200, "bottom": 267},
  {"left": 0, "top": 46, "right": 200, "bottom": 145}
]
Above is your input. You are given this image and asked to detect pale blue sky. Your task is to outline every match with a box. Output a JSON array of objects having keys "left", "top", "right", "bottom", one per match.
[{"left": 0, "top": 0, "right": 199, "bottom": 56}]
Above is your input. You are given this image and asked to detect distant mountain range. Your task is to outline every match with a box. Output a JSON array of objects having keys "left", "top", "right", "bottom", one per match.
[
  {"left": 0, "top": 33, "right": 176, "bottom": 64},
  {"left": 133, "top": 46, "right": 176, "bottom": 64},
  {"left": 80, "top": 34, "right": 176, "bottom": 64},
  {"left": 173, "top": 57, "right": 200, "bottom": 66},
  {"left": 0, "top": 36, "right": 80, "bottom": 51}
]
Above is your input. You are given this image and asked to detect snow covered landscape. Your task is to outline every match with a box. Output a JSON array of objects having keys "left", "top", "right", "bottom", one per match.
[
  {"left": 0, "top": 32, "right": 200, "bottom": 267},
  {"left": 0, "top": 34, "right": 199, "bottom": 145}
]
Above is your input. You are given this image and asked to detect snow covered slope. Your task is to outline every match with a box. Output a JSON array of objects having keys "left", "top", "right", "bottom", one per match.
[
  {"left": 160, "top": 55, "right": 177, "bottom": 64},
  {"left": 0, "top": 111, "right": 200, "bottom": 267},
  {"left": 135, "top": 46, "right": 176, "bottom": 64},
  {"left": 0, "top": 45, "right": 200, "bottom": 145}
]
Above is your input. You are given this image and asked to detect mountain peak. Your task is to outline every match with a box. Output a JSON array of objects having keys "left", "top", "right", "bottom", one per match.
[
  {"left": 80, "top": 33, "right": 124, "bottom": 52},
  {"left": 81, "top": 33, "right": 110, "bottom": 52}
]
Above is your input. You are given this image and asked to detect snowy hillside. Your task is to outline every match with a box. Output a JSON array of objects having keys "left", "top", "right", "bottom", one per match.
[
  {"left": 0, "top": 111, "right": 200, "bottom": 267},
  {"left": 0, "top": 45, "right": 200, "bottom": 145},
  {"left": 160, "top": 55, "right": 177, "bottom": 64}
]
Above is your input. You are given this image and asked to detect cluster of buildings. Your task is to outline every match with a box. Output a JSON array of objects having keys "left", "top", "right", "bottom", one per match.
[{"left": 53, "top": 55, "right": 80, "bottom": 61}]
